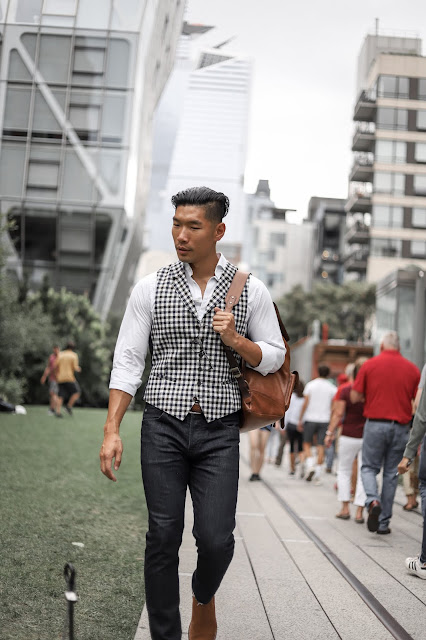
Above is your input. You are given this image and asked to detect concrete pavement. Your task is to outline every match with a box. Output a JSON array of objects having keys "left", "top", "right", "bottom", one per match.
[{"left": 134, "top": 434, "right": 425, "bottom": 639}]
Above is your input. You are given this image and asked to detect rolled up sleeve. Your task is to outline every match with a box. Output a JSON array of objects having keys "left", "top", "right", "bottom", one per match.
[
  {"left": 246, "top": 277, "right": 286, "bottom": 376},
  {"left": 109, "top": 275, "right": 154, "bottom": 396}
]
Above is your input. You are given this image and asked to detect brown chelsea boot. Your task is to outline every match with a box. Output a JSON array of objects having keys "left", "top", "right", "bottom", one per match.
[{"left": 188, "top": 595, "right": 217, "bottom": 640}]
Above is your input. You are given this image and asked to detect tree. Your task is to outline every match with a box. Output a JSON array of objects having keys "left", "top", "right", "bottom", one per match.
[{"left": 276, "top": 281, "right": 376, "bottom": 344}]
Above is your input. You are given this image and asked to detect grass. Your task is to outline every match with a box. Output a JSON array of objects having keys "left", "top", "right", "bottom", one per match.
[{"left": 0, "top": 406, "right": 147, "bottom": 640}]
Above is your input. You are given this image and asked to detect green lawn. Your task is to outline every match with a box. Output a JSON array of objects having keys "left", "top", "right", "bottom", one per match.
[{"left": 0, "top": 406, "right": 147, "bottom": 640}]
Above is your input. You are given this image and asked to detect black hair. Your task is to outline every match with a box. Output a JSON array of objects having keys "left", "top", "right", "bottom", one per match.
[
  {"left": 295, "top": 379, "right": 305, "bottom": 398},
  {"left": 171, "top": 186, "right": 229, "bottom": 223},
  {"left": 318, "top": 365, "right": 330, "bottom": 378},
  {"left": 66, "top": 341, "right": 76, "bottom": 350}
]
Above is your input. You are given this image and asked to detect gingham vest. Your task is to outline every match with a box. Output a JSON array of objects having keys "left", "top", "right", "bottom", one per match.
[{"left": 144, "top": 259, "right": 249, "bottom": 422}]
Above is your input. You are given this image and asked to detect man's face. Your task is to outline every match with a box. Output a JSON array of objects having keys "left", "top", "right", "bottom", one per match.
[
  {"left": 53, "top": 346, "right": 60, "bottom": 356},
  {"left": 172, "top": 205, "right": 225, "bottom": 264}
]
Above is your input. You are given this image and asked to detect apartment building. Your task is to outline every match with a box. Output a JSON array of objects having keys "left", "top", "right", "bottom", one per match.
[{"left": 346, "top": 33, "right": 426, "bottom": 283}]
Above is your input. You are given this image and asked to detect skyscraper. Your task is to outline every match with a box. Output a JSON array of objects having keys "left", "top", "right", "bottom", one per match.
[
  {"left": 146, "top": 28, "right": 252, "bottom": 263},
  {"left": 0, "top": 0, "right": 184, "bottom": 318},
  {"left": 345, "top": 32, "right": 426, "bottom": 283}
]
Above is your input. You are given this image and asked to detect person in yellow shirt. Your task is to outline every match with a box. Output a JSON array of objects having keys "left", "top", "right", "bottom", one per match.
[{"left": 55, "top": 341, "right": 81, "bottom": 417}]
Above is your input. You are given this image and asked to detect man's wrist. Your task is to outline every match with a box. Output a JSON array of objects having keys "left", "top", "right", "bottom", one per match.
[
  {"left": 325, "top": 430, "right": 333, "bottom": 436},
  {"left": 104, "top": 421, "right": 120, "bottom": 435}
]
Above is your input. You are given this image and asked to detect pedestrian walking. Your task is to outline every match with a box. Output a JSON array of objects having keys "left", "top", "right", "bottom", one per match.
[
  {"left": 398, "top": 382, "right": 426, "bottom": 579},
  {"left": 298, "top": 365, "right": 336, "bottom": 485},
  {"left": 325, "top": 371, "right": 350, "bottom": 473},
  {"left": 324, "top": 358, "right": 368, "bottom": 522},
  {"left": 402, "top": 362, "right": 426, "bottom": 511},
  {"left": 351, "top": 331, "right": 420, "bottom": 534},
  {"left": 284, "top": 380, "right": 306, "bottom": 476},
  {"left": 55, "top": 341, "right": 81, "bottom": 417},
  {"left": 40, "top": 344, "right": 60, "bottom": 415},
  {"left": 249, "top": 425, "right": 272, "bottom": 481},
  {"left": 99, "top": 186, "right": 286, "bottom": 640}
]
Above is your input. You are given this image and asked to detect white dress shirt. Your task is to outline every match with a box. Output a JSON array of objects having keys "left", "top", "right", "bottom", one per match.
[{"left": 110, "top": 254, "right": 286, "bottom": 397}]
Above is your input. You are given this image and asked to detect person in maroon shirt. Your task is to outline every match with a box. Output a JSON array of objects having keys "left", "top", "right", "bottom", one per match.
[
  {"left": 325, "top": 358, "right": 368, "bottom": 522},
  {"left": 350, "top": 331, "right": 420, "bottom": 535}
]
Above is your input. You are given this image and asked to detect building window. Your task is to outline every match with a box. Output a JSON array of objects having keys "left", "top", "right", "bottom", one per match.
[
  {"left": 419, "top": 79, "right": 426, "bottom": 100},
  {"left": 27, "top": 160, "right": 59, "bottom": 190},
  {"left": 411, "top": 240, "right": 426, "bottom": 258},
  {"left": 270, "top": 232, "right": 286, "bottom": 247},
  {"left": 43, "top": 0, "right": 77, "bottom": 14},
  {"left": 415, "top": 143, "right": 426, "bottom": 163},
  {"left": 376, "top": 107, "right": 408, "bottom": 130},
  {"left": 375, "top": 140, "right": 406, "bottom": 164},
  {"left": 417, "top": 111, "right": 426, "bottom": 131},
  {"left": 72, "top": 42, "right": 106, "bottom": 86},
  {"left": 372, "top": 205, "right": 403, "bottom": 228},
  {"left": 370, "top": 238, "right": 402, "bottom": 258},
  {"left": 414, "top": 175, "right": 426, "bottom": 196},
  {"left": 412, "top": 208, "right": 426, "bottom": 228},
  {"left": 69, "top": 104, "right": 100, "bottom": 141},
  {"left": 377, "top": 75, "right": 409, "bottom": 99},
  {"left": 374, "top": 172, "right": 405, "bottom": 195}
]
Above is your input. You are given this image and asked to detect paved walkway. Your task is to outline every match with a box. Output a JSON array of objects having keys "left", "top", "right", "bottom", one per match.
[{"left": 134, "top": 435, "right": 425, "bottom": 639}]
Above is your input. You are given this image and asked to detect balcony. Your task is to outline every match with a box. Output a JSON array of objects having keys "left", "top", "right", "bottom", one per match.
[
  {"left": 344, "top": 222, "right": 370, "bottom": 245},
  {"left": 352, "top": 126, "right": 375, "bottom": 152},
  {"left": 353, "top": 89, "right": 376, "bottom": 122},
  {"left": 349, "top": 153, "right": 374, "bottom": 183},
  {"left": 345, "top": 191, "right": 372, "bottom": 214},
  {"left": 343, "top": 247, "right": 369, "bottom": 273}
]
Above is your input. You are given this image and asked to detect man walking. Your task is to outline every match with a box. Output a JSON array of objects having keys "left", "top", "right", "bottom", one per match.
[
  {"left": 56, "top": 341, "right": 81, "bottom": 417},
  {"left": 298, "top": 365, "right": 336, "bottom": 484},
  {"left": 351, "top": 331, "right": 419, "bottom": 534},
  {"left": 40, "top": 344, "right": 60, "bottom": 415},
  {"left": 398, "top": 383, "right": 426, "bottom": 579},
  {"left": 99, "top": 186, "right": 285, "bottom": 640}
]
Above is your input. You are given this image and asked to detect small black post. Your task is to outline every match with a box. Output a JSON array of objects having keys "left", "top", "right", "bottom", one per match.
[{"left": 64, "top": 563, "right": 78, "bottom": 640}]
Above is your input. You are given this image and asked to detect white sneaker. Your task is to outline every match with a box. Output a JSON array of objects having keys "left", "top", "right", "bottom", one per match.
[
  {"left": 314, "top": 478, "right": 322, "bottom": 486},
  {"left": 405, "top": 556, "right": 426, "bottom": 579}
]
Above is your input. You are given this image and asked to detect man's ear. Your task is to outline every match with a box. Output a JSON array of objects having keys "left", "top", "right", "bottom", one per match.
[{"left": 215, "top": 222, "right": 225, "bottom": 242}]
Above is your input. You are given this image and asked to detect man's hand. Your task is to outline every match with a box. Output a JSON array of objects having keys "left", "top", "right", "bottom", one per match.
[
  {"left": 397, "top": 457, "right": 411, "bottom": 475},
  {"left": 324, "top": 434, "right": 333, "bottom": 448},
  {"left": 297, "top": 420, "right": 304, "bottom": 433},
  {"left": 100, "top": 432, "right": 123, "bottom": 482},
  {"left": 212, "top": 307, "right": 237, "bottom": 346}
]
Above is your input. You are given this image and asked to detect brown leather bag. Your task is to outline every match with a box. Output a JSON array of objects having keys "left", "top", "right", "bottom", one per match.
[{"left": 222, "top": 271, "right": 298, "bottom": 432}]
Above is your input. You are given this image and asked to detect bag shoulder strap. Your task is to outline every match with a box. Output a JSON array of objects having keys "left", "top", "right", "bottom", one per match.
[
  {"left": 224, "top": 270, "right": 249, "bottom": 310},
  {"left": 222, "top": 270, "right": 250, "bottom": 400},
  {"left": 221, "top": 271, "right": 291, "bottom": 400}
]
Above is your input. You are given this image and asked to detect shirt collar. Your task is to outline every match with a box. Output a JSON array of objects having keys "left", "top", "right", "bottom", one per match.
[{"left": 183, "top": 253, "right": 226, "bottom": 281}]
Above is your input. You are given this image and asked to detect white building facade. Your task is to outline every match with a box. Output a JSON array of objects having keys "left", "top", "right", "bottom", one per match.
[
  {"left": 245, "top": 180, "right": 315, "bottom": 301},
  {"left": 0, "top": 0, "right": 184, "bottom": 318}
]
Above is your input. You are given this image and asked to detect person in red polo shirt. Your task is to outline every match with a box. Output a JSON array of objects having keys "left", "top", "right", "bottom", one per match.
[{"left": 350, "top": 331, "right": 420, "bottom": 535}]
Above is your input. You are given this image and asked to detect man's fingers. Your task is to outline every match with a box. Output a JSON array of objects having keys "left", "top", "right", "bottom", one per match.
[
  {"left": 114, "top": 449, "right": 122, "bottom": 471},
  {"left": 100, "top": 444, "right": 119, "bottom": 482}
]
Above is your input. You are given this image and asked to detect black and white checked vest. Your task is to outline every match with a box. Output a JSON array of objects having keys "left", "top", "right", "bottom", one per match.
[{"left": 144, "top": 259, "right": 249, "bottom": 422}]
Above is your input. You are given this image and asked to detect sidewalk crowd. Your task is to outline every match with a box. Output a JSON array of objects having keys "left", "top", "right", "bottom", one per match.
[{"left": 249, "top": 330, "right": 426, "bottom": 580}]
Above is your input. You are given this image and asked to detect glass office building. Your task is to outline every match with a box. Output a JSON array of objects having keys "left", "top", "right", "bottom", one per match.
[{"left": 0, "top": 0, "right": 184, "bottom": 318}]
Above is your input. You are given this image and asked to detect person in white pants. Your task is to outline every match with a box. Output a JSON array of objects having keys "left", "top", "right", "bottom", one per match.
[{"left": 324, "top": 357, "right": 368, "bottom": 522}]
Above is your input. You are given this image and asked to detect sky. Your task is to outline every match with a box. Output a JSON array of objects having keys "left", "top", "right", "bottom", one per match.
[{"left": 186, "top": 0, "right": 426, "bottom": 222}]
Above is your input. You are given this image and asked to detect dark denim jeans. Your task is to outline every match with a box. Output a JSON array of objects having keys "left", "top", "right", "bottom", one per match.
[
  {"left": 361, "top": 419, "right": 409, "bottom": 531},
  {"left": 141, "top": 404, "right": 240, "bottom": 640},
  {"left": 419, "top": 481, "right": 426, "bottom": 564}
]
